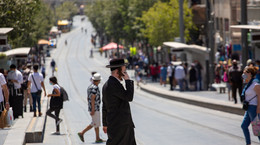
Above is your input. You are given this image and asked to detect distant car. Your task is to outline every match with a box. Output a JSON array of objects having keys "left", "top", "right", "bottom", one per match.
[{"left": 49, "top": 39, "right": 57, "bottom": 48}]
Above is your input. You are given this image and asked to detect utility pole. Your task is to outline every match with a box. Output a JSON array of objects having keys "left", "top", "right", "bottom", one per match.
[
  {"left": 241, "top": 0, "right": 248, "bottom": 67},
  {"left": 179, "top": 0, "right": 184, "bottom": 43},
  {"left": 206, "top": 0, "right": 215, "bottom": 88}
]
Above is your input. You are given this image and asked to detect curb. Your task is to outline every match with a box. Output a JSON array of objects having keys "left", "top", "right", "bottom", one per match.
[
  {"left": 140, "top": 83, "right": 245, "bottom": 116},
  {"left": 25, "top": 95, "right": 48, "bottom": 143}
]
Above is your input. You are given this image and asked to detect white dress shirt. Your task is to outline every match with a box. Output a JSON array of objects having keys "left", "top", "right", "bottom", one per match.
[
  {"left": 7, "top": 70, "right": 23, "bottom": 89},
  {"left": 0, "top": 73, "right": 7, "bottom": 102}
]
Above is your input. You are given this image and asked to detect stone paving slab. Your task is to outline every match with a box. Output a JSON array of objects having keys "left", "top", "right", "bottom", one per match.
[{"left": 139, "top": 82, "right": 244, "bottom": 115}]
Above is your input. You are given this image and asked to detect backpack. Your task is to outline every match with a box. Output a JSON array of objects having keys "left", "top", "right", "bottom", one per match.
[{"left": 60, "top": 86, "right": 69, "bottom": 102}]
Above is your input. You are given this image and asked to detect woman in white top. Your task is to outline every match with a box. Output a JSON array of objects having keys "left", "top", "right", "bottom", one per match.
[
  {"left": 241, "top": 66, "right": 260, "bottom": 145},
  {"left": 46, "top": 76, "right": 63, "bottom": 135}
]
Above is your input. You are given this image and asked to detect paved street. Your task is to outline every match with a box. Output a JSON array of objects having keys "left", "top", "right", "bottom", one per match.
[{"left": 27, "top": 16, "right": 259, "bottom": 145}]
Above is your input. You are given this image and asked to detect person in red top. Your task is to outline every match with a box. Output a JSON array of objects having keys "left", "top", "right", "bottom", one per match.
[{"left": 150, "top": 64, "right": 156, "bottom": 82}]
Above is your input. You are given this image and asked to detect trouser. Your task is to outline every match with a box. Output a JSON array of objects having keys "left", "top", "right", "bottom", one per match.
[
  {"left": 23, "top": 90, "right": 32, "bottom": 107},
  {"left": 177, "top": 79, "right": 184, "bottom": 91},
  {"left": 190, "top": 81, "right": 197, "bottom": 91},
  {"left": 0, "top": 102, "right": 4, "bottom": 116},
  {"left": 231, "top": 83, "right": 242, "bottom": 103},
  {"left": 107, "top": 125, "right": 136, "bottom": 145},
  {"left": 46, "top": 107, "right": 61, "bottom": 132},
  {"left": 197, "top": 76, "right": 202, "bottom": 90},
  {"left": 241, "top": 105, "right": 260, "bottom": 144},
  {"left": 169, "top": 76, "right": 173, "bottom": 90},
  {"left": 31, "top": 93, "right": 41, "bottom": 112},
  {"left": 152, "top": 75, "right": 157, "bottom": 82},
  {"left": 183, "top": 78, "right": 189, "bottom": 90}
]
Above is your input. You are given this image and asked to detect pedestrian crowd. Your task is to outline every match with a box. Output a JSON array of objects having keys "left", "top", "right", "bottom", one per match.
[
  {"left": 213, "top": 59, "right": 260, "bottom": 104},
  {"left": 132, "top": 58, "right": 203, "bottom": 92}
]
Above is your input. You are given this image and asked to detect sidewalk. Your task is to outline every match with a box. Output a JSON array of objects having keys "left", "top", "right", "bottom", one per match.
[{"left": 138, "top": 77, "right": 244, "bottom": 115}]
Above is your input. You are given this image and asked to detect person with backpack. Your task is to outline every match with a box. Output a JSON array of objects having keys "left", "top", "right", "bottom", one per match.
[
  {"left": 27, "top": 64, "right": 46, "bottom": 117},
  {"left": 46, "top": 76, "right": 63, "bottom": 135},
  {"left": 78, "top": 73, "right": 105, "bottom": 143}
]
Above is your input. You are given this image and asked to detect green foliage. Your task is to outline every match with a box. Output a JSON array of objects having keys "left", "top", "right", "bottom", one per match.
[
  {"left": 0, "top": 53, "right": 6, "bottom": 59},
  {"left": 56, "top": 1, "right": 78, "bottom": 20},
  {"left": 85, "top": 0, "right": 194, "bottom": 47},
  {"left": 0, "top": 0, "right": 55, "bottom": 48},
  {"left": 140, "top": 0, "right": 194, "bottom": 46},
  {"left": 31, "top": 3, "right": 55, "bottom": 44}
]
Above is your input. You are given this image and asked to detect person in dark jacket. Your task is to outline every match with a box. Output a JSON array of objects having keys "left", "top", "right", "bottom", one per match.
[
  {"left": 229, "top": 60, "right": 243, "bottom": 104},
  {"left": 189, "top": 64, "right": 197, "bottom": 91},
  {"left": 102, "top": 58, "right": 136, "bottom": 145}
]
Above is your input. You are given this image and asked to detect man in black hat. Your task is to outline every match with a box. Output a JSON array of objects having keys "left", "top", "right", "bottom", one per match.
[{"left": 102, "top": 58, "right": 136, "bottom": 145}]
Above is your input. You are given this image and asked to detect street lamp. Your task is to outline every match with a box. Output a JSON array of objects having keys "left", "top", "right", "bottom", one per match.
[{"left": 179, "top": 0, "right": 184, "bottom": 43}]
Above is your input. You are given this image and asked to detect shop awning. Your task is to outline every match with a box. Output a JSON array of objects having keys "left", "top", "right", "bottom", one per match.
[
  {"left": 3, "top": 47, "right": 31, "bottom": 57},
  {"left": 102, "top": 42, "right": 124, "bottom": 50},
  {"left": 230, "top": 25, "right": 260, "bottom": 30},
  {"left": 50, "top": 26, "right": 58, "bottom": 33},
  {"left": 57, "top": 20, "right": 69, "bottom": 26},
  {"left": 0, "top": 28, "right": 13, "bottom": 35},
  {"left": 163, "top": 42, "right": 208, "bottom": 53},
  {"left": 38, "top": 39, "right": 50, "bottom": 45}
]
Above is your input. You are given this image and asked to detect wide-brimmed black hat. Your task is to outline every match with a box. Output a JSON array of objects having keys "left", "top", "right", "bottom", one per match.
[{"left": 106, "top": 58, "right": 128, "bottom": 68}]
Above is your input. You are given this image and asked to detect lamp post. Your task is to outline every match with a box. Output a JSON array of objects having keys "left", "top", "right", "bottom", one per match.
[
  {"left": 206, "top": 0, "right": 215, "bottom": 89},
  {"left": 179, "top": 0, "right": 184, "bottom": 43},
  {"left": 241, "top": 0, "right": 248, "bottom": 68}
]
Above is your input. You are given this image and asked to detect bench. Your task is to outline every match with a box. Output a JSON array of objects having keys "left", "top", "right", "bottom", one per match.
[{"left": 212, "top": 83, "right": 226, "bottom": 93}]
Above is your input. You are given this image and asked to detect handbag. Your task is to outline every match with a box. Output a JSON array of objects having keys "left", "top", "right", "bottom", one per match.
[
  {"left": 6, "top": 107, "right": 13, "bottom": 127},
  {"left": 251, "top": 115, "right": 260, "bottom": 136},
  {"left": 31, "top": 74, "right": 42, "bottom": 96},
  {"left": 0, "top": 103, "right": 7, "bottom": 129},
  {"left": 242, "top": 95, "right": 257, "bottom": 110}
]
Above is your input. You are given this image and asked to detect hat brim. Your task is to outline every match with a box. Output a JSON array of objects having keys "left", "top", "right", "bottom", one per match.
[
  {"left": 92, "top": 77, "right": 102, "bottom": 81},
  {"left": 106, "top": 63, "right": 128, "bottom": 68}
]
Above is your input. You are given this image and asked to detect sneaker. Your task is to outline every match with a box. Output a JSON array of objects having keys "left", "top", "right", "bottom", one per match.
[
  {"left": 56, "top": 119, "right": 63, "bottom": 126},
  {"left": 38, "top": 112, "right": 42, "bottom": 117},
  {"left": 95, "top": 139, "right": 105, "bottom": 143},
  {"left": 77, "top": 132, "right": 84, "bottom": 142}
]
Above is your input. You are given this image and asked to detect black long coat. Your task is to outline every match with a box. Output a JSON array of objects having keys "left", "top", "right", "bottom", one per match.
[{"left": 102, "top": 76, "right": 136, "bottom": 145}]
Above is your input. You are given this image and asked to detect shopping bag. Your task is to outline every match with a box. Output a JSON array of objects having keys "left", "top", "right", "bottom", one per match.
[
  {"left": 6, "top": 108, "right": 14, "bottom": 127},
  {"left": 55, "top": 67, "right": 58, "bottom": 72},
  {"left": 0, "top": 109, "right": 7, "bottom": 129},
  {"left": 251, "top": 115, "right": 260, "bottom": 136}
]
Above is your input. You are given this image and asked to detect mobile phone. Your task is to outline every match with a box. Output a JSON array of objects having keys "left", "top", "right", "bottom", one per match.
[{"left": 118, "top": 67, "right": 125, "bottom": 77}]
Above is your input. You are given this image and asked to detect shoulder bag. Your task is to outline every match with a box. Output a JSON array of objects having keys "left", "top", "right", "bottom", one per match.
[{"left": 31, "top": 74, "right": 42, "bottom": 96}]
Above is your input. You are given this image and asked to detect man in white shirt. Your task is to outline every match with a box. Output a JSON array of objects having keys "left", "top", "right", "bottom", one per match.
[
  {"left": 7, "top": 64, "right": 23, "bottom": 119},
  {"left": 7, "top": 64, "right": 23, "bottom": 90},
  {"left": 0, "top": 72, "right": 9, "bottom": 116},
  {"left": 174, "top": 64, "right": 185, "bottom": 91},
  {"left": 28, "top": 64, "right": 46, "bottom": 117}
]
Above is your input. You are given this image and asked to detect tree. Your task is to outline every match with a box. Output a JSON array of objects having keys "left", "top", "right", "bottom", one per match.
[
  {"left": 55, "top": 1, "right": 78, "bottom": 20},
  {"left": 139, "top": 0, "right": 193, "bottom": 46},
  {"left": 0, "top": 0, "right": 55, "bottom": 48},
  {"left": 0, "top": 0, "right": 41, "bottom": 48},
  {"left": 31, "top": 2, "right": 55, "bottom": 43}
]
